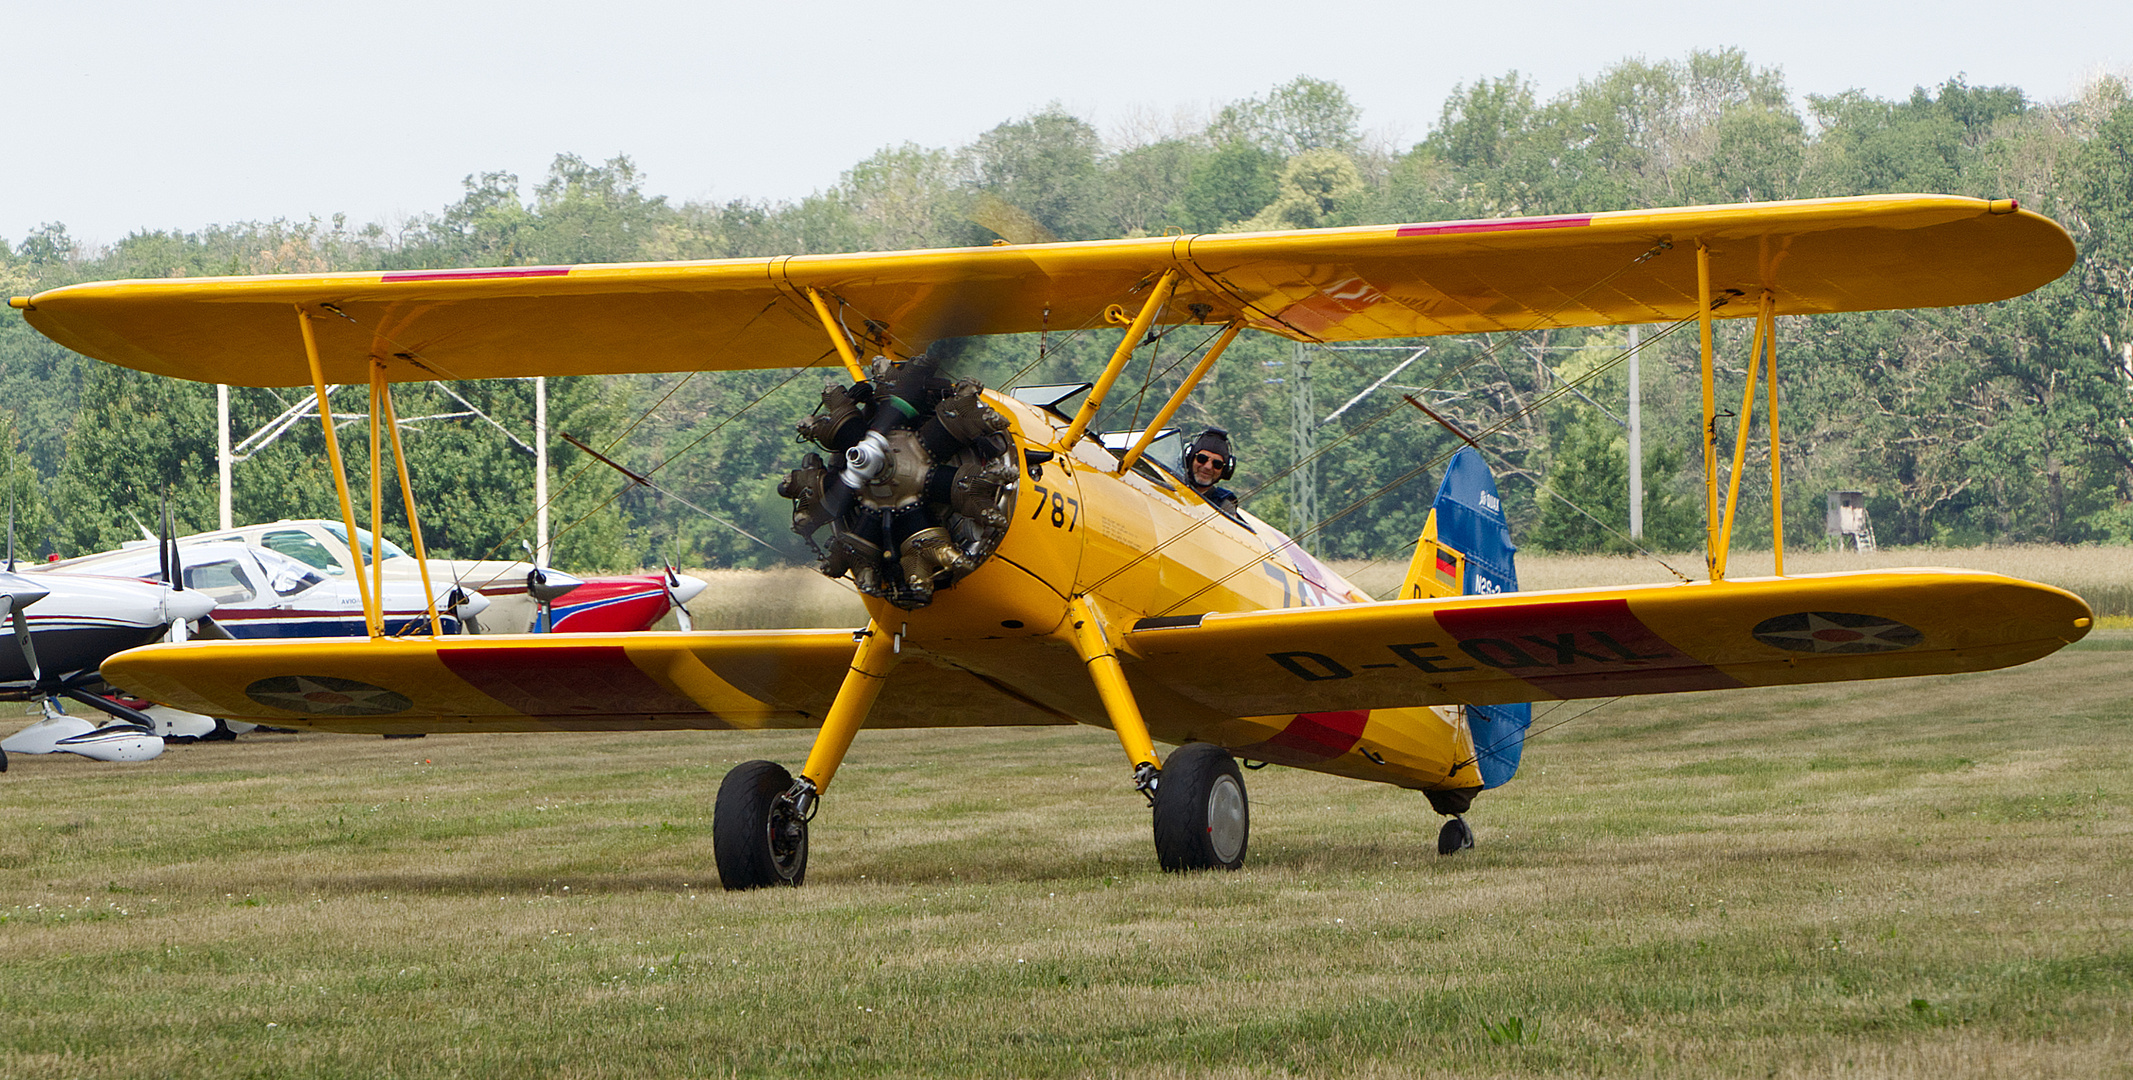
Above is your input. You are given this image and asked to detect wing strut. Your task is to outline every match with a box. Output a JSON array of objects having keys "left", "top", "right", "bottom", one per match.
[
  {"left": 806, "top": 288, "right": 870, "bottom": 382},
  {"left": 298, "top": 309, "right": 381, "bottom": 635},
  {"left": 1115, "top": 322, "right": 1242, "bottom": 476},
  {"left": 1061, "top": 270, "right": 1180, "bottom": 449},
  {"left": 375, "top": 362, "right": 445, "bottom": 636},
  {"left": 1695, "top": 263, "right": 1786, "bottom": 582},
  {"left": 1697, "top": 243, "right": 1720, "bottom": 578}
]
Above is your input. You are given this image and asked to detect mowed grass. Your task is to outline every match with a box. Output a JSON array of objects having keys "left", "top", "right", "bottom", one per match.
[{"left": 2, "top": 637, "right": 2129, "bottom": 1078}]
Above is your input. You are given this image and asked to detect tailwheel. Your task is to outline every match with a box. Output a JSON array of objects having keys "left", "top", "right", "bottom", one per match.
[
  {"left": 714, "top": 760, "right": 809, "bottom": 890},
  {"left": 1152, "top": 743, "right": 1249, "bottom": 872},
  {"left": 1437, "top": 815, "right": 1475, "bottom": 855}
]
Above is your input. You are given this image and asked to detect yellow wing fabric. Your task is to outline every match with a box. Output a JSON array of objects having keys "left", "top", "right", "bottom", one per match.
[
  {"left": 15, "top": 195, "right": 2073, "bottom": 387},
  {"left": 102, "top": 630, "right": 1073, "bottom": 735},
  {"left": 1120, "top": 570, "right": 2091, "bottom": 715}
]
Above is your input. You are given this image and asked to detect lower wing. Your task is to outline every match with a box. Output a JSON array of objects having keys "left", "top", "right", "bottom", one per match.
[
  {"left": 100, "top": 569, "right": 2088, "bottom": 734},
  {"left": 102, "top": 629, "right": 1072, "bottom": 734},
  {"left": 1122, "top": 569, "right": 2091, "bottom": 714}
]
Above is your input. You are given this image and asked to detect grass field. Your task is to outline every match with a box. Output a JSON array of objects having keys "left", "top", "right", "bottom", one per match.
[{"left": 2, "top": 630, "right": 2127, "bottom": 1077}]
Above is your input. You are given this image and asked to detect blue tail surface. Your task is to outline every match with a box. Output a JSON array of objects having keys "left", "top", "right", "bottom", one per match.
[{"left": 1431, "top": 447, "right": 1530, "bottom": 789}]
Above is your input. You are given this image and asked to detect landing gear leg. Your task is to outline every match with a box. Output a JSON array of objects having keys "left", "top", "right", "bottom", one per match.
[
  {"left": 1438, "top": 815, "right": 1474, "bottom": 854},
  {"left": 713, "top": 618, "right": 900, "bottom": 890},
  {"left": 1062, "top": 597, "right": 1249, "bottom": 872}
]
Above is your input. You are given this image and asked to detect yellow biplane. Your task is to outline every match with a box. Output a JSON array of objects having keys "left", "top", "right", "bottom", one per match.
[{"left": 8, "top": 194, "right": 2094, "bottom": 888}]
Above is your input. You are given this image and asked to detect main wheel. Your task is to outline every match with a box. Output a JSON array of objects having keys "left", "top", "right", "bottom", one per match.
[
  {"left": 714, "top": 760, "right": 808, "bottom": 890},
  {"left": 1152, "top": 743, "right": 1249, "bottom": 871}
]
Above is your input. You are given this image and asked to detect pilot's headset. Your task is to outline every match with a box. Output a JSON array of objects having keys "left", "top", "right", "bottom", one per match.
[{"left": 1187, "top": 427, "right": 1236, "bottom": 481}]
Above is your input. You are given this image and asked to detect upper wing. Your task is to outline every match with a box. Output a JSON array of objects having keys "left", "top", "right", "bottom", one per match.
[
  {"left": 14, "top": 195, "right": 2073, "bottom": 387},
  {"left": 102, "top": 629, "right": 1073, "bottom": 735},
  {"left": 1121, "top": 569, "right": 2092, "bottom": 714}
]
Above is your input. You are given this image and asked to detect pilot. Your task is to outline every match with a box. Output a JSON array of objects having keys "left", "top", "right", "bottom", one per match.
[{"left": 1184, "top": 427, "right": 1241, "bottom": 514}]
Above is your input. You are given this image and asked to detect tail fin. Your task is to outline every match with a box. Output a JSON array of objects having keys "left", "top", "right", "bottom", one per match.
[{"left": 1400, "top": 447, "right": 1530, "bottom": 789}]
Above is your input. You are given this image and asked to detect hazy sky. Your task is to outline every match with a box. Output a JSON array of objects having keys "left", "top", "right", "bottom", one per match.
[{"left": 6, "top": 0, "right": 2129, "bottom": 247}]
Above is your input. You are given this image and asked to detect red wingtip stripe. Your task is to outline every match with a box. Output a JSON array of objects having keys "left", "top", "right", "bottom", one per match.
[
  {"left": 1397, "top": 215, "right": 1592, "bottom": 238},
  {"left": 380, "top": 266, "right": 573, "bottom": 283}
]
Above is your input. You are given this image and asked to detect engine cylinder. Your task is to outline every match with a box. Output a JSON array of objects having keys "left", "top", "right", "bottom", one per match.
[{"left": 786, "top": 363, "right": 1018, "bottom": 609}]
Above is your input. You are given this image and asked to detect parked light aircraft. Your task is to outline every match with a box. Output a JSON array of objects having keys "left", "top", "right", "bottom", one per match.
[
  {"left": 0, "top": 558, "right": 216, "bottom": 766},
  {"left": 164, "top": 519, "right": 706, "bottom": 633},
  {"left": 8, "top": 195, "right": 2094, "bottom": 887},
  {"left": 40, "top": 540, "right": 489, "bottom": 638}
]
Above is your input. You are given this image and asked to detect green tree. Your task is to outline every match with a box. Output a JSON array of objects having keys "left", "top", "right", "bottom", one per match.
[
  {"left": 1177, "top": 141, "right": 1281, "bottom": 231},
  {"left": 1209, "top": 77, "right": 1362, "bottom": 157},
  {"left": 961, "top": 108, "right": 1104, "bottom": 242}
]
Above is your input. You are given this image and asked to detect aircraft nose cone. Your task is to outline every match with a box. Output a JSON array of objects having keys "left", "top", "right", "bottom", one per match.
[
  {"left": 0, "top": 570, "right": 51, "bottom": 611},
  {"left": 448, "top": 589, "right": 491, "bottom": 619},
  {"left": 668, "top": 573, "right": 708, "bottom": 605},
  {"left": 526, "top": 568, "right": 584, "bottom": 604},
  {"left": 165, "top": 588, "right": 218, "bottom": 622}
]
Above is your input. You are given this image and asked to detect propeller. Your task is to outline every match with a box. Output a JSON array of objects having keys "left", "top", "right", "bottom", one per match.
[
  {"left": 658, "top": 554, "right": 703, "bottom": 632},
  {"left": 781, "top": 342, "right": 1016, "bottom": 609},
  {"left": 0, "top": 572, "right": 51, "bottom": 688},
  {"left": 159, "top": 496, "right": 193, "bottom": 644},
  {"left": 524, "top": 566, "right": 583, "bottom": 633},
  {"left": 446, "top": 568, "right": 483, "bottom": 635}
]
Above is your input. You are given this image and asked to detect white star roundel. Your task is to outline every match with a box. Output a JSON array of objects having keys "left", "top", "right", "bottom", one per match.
[
  {"left": 245, "top": 675, "right": 412, "bottom": 716},
  {"left": 1752, "top": 611, "right": 1923, "bottom": 654}
]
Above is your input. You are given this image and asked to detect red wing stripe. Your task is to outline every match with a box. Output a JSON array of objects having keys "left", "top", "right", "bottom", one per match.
[
  {"left": 439, "top": 645, "right": 704, "bottom": 716},
  {"left": 1432, "top": 598, "right": 1743, "bottom": 696},
  {"left": 380, "top": 267, "right": 573, "bottom": 283},
  {"left": 1397, "top": 215, "right": 1592, "bottom": 237}
]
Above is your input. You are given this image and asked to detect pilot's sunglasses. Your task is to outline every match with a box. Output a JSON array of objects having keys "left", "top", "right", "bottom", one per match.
[{"left": 1193, "top": 453, "right": 1222, "bottom": 465}]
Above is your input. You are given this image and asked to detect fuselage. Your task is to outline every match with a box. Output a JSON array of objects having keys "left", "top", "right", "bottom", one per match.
[{"left": 869, "top": 389, "right": 1482, "bottom": 794}]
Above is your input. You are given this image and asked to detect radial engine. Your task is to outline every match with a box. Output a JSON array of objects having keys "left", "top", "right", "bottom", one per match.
[{"left": 778, "top": 357, "right": 1020, "bottom": 609}]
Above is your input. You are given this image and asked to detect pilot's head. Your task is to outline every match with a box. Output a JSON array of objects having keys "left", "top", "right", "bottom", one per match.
[{"left": 1186, "top": 427, "right": 1234, "bottom": 490}]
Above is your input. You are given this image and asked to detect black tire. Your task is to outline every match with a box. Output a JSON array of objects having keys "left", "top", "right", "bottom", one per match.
[
  {"left": 714, "top": 760, "right": 808, "bottom": 890},
  {"left": 1152, "top": 743, "right": 1249, "bottom": 871},
  {"left": 1437, "top": 816, "right": 1474, "bottom": 855}
]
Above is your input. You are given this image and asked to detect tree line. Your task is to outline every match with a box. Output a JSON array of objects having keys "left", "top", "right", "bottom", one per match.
[{"left": 3, "top": 50, "right": 2130, "bottom": 574}]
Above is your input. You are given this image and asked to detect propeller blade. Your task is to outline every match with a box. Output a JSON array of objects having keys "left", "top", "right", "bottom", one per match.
[
  {"left": 164, "top": 497, "right": 184, "bottom": 592},
  {"left": 661, "top": 559, "right": 703, "bottom": 632},
  {"left": 0, "top": 577, "right": 49, "bottom": 686}
]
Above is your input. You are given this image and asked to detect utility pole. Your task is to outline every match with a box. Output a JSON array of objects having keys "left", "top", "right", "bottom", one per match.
[
  {"left": 217, "top": 384, "right": 233, "bottom": 530},
  {"left": 535, "top": 376, "right": 550, "bottom": 567},
  {"left": 1628, "top": 325, "right": 1643, "bottom": 539},
  {"left": 1290, "top": 342, "right": 1317, "bottom": 553}
]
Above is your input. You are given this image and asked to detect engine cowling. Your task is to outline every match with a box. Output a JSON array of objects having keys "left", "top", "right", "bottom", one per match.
[{"left": 780, "top": 358, "right": 1018, "bottom": 609}]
